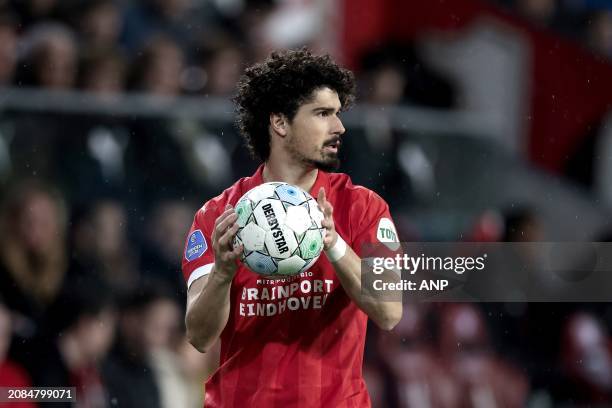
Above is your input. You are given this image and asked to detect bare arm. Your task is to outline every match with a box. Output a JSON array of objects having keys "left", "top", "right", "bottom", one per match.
[
  {"left": 185, "top": 205, "right": 243, "bottom": 352},
  {"left": 317, "top": 188, "right": 402, "bottom": 331}
]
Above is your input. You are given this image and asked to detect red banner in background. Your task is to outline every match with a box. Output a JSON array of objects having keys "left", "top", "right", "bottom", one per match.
[{"left": 341, "top": 0, "right": 612, "bottom": 173}]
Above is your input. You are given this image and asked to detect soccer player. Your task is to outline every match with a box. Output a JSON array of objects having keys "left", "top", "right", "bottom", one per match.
[{"left": 183, "top": 48, "right": 402, "bottom": 407}]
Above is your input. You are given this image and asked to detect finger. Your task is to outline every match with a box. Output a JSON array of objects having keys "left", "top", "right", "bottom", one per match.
[
  {"left": 215, "top": 212, "right": 238, "bottom": 238},
  {"left": 213, "top": 211, "right": 236, "bottom": 241},
  {"left": 215, "top": 204, "right": 235, "bottom": 225},
  {"left": 317, "top": 188, "right": 333, "bottom": 217},
  {"left": 323, "top": 202, "right": 333, "bottom": 218},
  {"left": 214, "top": 207, "right": 235, "bottom": 228},
  {"left": 317, "top": 187, "right": 326, "bottom": 207},
  {"left": 321, "top": 219, "right": 333, "bottom": 229},
  {"left": 318, "top": 199, "right": 332, "bottom": 219},
  {"left": 217, "top": 222, "right": 240, "bottom": 248}
]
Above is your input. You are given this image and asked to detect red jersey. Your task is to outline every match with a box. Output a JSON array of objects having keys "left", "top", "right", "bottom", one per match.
[
  {"left": 182, "top": 165, "right": 398, "bottom": 407},
  {"left": 0, "top": 360, "right": 36, "bottom": 408}
]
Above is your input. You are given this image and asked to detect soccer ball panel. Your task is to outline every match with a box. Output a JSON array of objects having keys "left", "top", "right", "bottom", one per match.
[
  {"left": 240, "top": 223, "right": 266, "bottom": 252},
  {"left": 235, "top": 198, "right": 253, "bottom": 227},
  {"left": 277, "top": 255, "right": 307, "bottom": 276},
  {"left": 245, "top": 251, "right": 278, "bottom": 275},
  {"left": 247, "top": 183, "right": 278, "bottom": 202},
  {"left": 299, "top": 229, "right": 324, "bottom": 259},
  {"left": 285, "top": 206, "right": 311, "bottom": 236},
  {"left": 275, "top": 184, "right": 307, "bottom": 206}
]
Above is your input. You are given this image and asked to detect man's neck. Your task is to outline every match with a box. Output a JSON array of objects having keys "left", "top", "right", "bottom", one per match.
[{"left": 262, "top": 160, "right": 318, "bottom": 192}]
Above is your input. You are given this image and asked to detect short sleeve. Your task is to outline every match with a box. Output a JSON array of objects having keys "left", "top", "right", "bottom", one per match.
[
  {"left": 182, "top": 203, "right": 219, "bottom": 289},
  {"left": 351, "top": 191, "right": 400, "bottom": 258}
]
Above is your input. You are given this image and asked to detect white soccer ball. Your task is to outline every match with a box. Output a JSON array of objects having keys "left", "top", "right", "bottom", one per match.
[{"left": 233, "top": 182, "right": 325, "bottom": 276}]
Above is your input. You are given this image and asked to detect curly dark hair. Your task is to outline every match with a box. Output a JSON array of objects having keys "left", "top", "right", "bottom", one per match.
[{"left": 233, "top": 48, "right": 356, "bottom": 162}]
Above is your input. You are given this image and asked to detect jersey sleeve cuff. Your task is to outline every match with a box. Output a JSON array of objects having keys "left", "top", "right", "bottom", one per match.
[{"left": 187, "top": 263, "right": 214, "bottom": 289}]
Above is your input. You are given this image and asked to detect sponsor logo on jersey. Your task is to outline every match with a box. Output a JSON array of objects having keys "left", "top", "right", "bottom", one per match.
[
  {"left": 239, "top": 275, "right": 334, "bottom": 317},
  {"left": 377, "top": 218, "right": 400, "bottom": 250},
  {"left": 185, "top": 230, "right": 207, "bottom": 261}
]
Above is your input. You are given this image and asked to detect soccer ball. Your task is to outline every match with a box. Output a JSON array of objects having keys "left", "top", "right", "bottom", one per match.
[{"left": 233, "top": 182, "right": 325, "bottom": 276}]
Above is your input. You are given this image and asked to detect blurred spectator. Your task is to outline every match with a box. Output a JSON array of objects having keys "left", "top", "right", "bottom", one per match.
[
  {"left": 466, "top": 210, "right": 505, "bottom": 242},
  {"left": 198, "top": 38, "right": 245, "bottom": 97},
  {"left": 378, "top": 303, "right": 460, "bottom": 407},
  {"left": 555, "top": 312, "right": 612, "bottom": 405},
  {"left": 142, "top": 287, "right": 198, "bottom": 408},
  {"left": 0, "top": 13, "right": 18, "bottom": 86},
  {"left": 362, "top": 361, "right": 388, "bottom": 408},
  {"left": 0, "top": 181, "right": 68, "bottom": 326},
  {"left": 128, "top": 35, "right": 184, "bottom": 97},
  {"left": 516, "top": 0, "right": 557, "bottom": 28},
  {"left": 122, "top": 116, "right": 201, "bottom": 209},
  {"left": 235, "top": 0, "right": 277, "bottom": 61},
  {"left": 78, "top": 48, "right": 126, "bottom": 97},
  {"left": 16, "top": 23, "right": 78, "bottom": 89},
  {"left": 9, "top": 0, "right": 61, "bottom": 27},
  {"left": 102, "top": 286, "right": 172, "bottom": 408},
  {"left": 586, "top": 10, "right": 612, "bottom": 59},
  {"left": 360, "top": 43, "right": 456, "bottom": 108},
  {"left": 0, "top": 297, "right": 36, "bottom": 408},
  {"left": 502, "top": 206, "right": 544, "bottom": 242},
  {"left": 179, "top": 339, "right": 219, "bottom": 408},
  {"left": 76, "top": 0, "right": 122, "bottom": 53},
  {"left": 69, "top": 199, "right": 138, "bottom": 295},
  {"left": 120, "top": 0, "right": 200, "bottom": 53},
  {"left": 140, "top": 199, "right": 195, "bottom": 299},
  {"left": 438, "top": 304, "right": 529, "bottom": 408},
  {"left": 28, "top": 279, "right": 116, "bottom": 408},
  {"left": 172, "top": 118, "right": 235, "bottom": 189}
]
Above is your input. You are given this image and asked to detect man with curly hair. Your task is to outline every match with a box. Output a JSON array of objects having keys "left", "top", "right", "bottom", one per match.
[{"left": 182, "top": 48, "right": 402, "bottom": 407}]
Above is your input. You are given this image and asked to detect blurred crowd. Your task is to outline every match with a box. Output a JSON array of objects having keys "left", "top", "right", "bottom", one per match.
[
  {"left": 496, "top": 0, "right": 612, "bottom": 60},
  {"left": 0, "top": 0, "right": 459, "bottom": 102},
  {"left": 1, "top": 180, "right": 611, "bottom": 407},
  {"left": 0, "top": 0, "right": 611, "bottom": 407},
  {"left": 0, "top": 181, "right": 216, "bottom": 408}
]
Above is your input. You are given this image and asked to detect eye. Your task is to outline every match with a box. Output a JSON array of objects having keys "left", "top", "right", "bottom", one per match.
[{"left": 318, "top": 111, "right": 330, "bottom": 117}]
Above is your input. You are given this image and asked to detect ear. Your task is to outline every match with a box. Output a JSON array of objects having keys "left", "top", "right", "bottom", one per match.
[{"left": 270, "top": 113, "right": 288, "bottom": 137}]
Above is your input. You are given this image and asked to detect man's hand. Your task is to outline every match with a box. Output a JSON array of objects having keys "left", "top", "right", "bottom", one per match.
[
  {"left": 212, "top": 204, "right": 243, "bottom": 281},
  {"left": 317, "top": 187, "right": 338, "bottom": 250}
]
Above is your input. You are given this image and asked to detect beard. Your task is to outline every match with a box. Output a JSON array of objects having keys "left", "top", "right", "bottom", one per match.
[
  {"left": 286, "top": 136, "right": 341, "bottom": 172},
  {"left": 288, "top": 145, "right": 340, "bottom": 172},
  {"left": 309, "top": 153, "right": 340, "bottom": 172}
]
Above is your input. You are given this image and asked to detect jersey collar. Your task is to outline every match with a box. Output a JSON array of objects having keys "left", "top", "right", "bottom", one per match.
[{"left": 247, "top": 164, "right": 330, "bottom": 198}]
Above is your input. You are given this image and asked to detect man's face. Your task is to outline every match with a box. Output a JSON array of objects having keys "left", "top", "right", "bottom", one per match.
[{"left": 284, "top": 87, "right": 346, "bottom": 171}]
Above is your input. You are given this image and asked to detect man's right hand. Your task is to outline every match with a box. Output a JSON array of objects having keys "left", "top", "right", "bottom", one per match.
[{"left": 212, "top": 204, "right": 243, "bottom": 281}]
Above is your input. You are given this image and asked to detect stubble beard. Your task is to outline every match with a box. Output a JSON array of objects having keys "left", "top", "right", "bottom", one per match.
[{"left": 286, "top": 139, "right": 340, "bottom": 172}]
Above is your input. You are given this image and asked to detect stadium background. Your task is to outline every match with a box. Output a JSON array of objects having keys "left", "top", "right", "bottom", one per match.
[{"left": 0, "top": 0, "right": 611, "bottom": 406}]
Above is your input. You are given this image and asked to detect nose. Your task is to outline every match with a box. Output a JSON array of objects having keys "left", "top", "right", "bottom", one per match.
[{"left": 333, "top": 115, "right": 346, "bottom": 136}]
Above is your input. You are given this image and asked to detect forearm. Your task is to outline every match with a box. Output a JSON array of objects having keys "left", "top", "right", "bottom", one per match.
[
  {"left": 331, "top": 245, "right": 402, "bottom": 331},
  {"left": 185, "top": 269, "right": 232, "bottom": 352}
]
